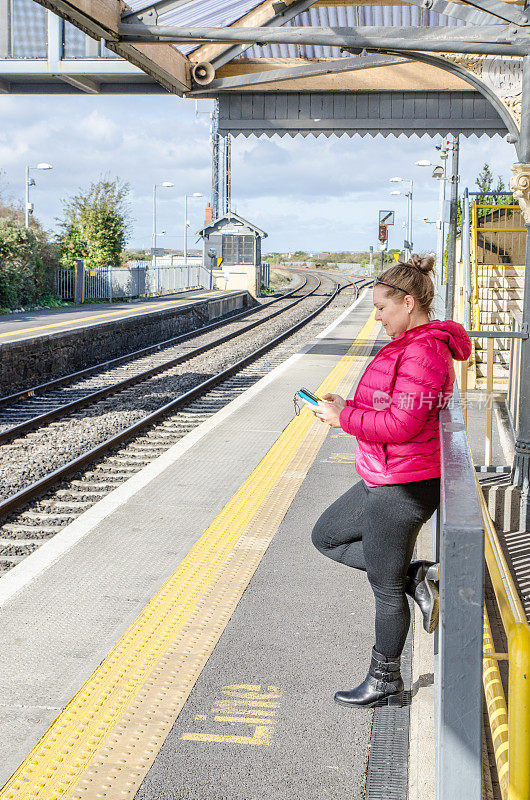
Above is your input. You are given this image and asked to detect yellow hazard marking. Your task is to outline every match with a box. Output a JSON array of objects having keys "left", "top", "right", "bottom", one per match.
[
  {"left": 181, "top": 684, "right": 282, "bottom": 746},
  {"left": 321, "top": 451, "right": 356, "bottom": 464},
  {"left": 0, "top": 294, "right": 218, "bottom": 339},
  {"left": 0, "top": 309, "right": 380, "bottom": 800},
  {"left": 181, "top": 728, "right": 273, "bottom": 746}
]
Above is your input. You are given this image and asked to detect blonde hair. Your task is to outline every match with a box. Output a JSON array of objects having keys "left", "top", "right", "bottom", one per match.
[{"left": 378, "top": 254, "right": 435, "bottom": 315}]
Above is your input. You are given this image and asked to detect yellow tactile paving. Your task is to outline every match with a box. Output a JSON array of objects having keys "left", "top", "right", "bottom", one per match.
[
  {"left": 0, "top": 309, "right": 380, "bottom": 800},
  {"left": 0, "top": 294, "right": 216, "bottom": 339}
]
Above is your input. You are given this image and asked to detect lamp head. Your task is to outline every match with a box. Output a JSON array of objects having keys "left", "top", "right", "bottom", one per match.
[
  {"left": 36, "top": 163, "right": 52, "bottom": 170},
  {"left": 389, "top": 176, "right": 402, "bottom": 183},
  {"left": 390, "top": 190, "right": 401, "bottom": 196},
  {"left": 161, "top": 181, "right": 174, "bottom": 188},
  {"left": 192, "top": 192, "right": 203, "bottom": 197},
  {"left": 415, "top": 160, "right": 431, "bottom": 166},
  {"left": 432, "top": 166, "right": 444, "bottom": 180}
]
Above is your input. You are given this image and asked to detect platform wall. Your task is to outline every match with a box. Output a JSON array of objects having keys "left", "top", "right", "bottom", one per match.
[{"left": 1, "top": 292, "right": 253, "bottom": 395}]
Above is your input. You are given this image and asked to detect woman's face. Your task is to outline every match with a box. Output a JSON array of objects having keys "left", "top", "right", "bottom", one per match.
[{"left": 373, "top": 284, "right": 413, "bottom": 339}]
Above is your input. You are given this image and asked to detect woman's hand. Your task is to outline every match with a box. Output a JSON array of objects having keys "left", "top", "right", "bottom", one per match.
[{"left": 313, "top": 393, "right": 347, "bottom": 428}]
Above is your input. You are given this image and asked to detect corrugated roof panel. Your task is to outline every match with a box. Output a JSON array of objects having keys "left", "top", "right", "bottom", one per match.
[
  {"left": 125, "top": 1, "right": 466, "bottom": 60},
  {"left": 126, "top": 0, "right": 260, "bottom": 17},
  {"left": 240, "top": 4, "right": 464, "bottom": 59},
  {"left": 295, "top": 5, "right": 463, "bottom": 27},
  {"left": 157, "top": 0, "right": 258, "bottom": 26}
]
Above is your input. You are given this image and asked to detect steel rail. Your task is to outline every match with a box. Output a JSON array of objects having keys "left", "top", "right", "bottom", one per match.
[
  {"left": 0, "top": 278, "right": 308, "bottom": 409},
  {"left": 0, "top": 276, "right": 320, "bottom": 445},
  {"left": 0, "top": 277, "right": 368, "bottom": 521}
]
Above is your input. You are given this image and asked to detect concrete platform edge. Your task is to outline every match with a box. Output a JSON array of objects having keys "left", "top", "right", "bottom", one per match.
[{"left": 0, "top": 291, "right": 251, "bottom": 395}]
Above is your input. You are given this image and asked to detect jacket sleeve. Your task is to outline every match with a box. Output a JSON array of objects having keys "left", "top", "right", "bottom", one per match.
[{"left": 339, "top": 342, "right": 449, "bottom": 443}]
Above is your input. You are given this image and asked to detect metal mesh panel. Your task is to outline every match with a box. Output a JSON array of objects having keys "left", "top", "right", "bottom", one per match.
[{"left": 11, "top": 0, "right": 47, "bottom": 58}]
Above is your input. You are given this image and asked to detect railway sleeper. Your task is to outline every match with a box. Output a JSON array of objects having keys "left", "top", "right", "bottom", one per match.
[
  {"left": 0, "top": 543, "right": 40, "bottom": 556},
  {"left": 55, "top": 489, "right": 106, "bottom": 499},
  {"left": 0, "top": 524, "right": 62, "bottom": 535},
  {"left": 17, "top": 511, "right": 77, "bottom": 522}
]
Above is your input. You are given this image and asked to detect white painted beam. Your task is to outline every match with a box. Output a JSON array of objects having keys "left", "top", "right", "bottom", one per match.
[{"left": 59, "top": 75, "right": 100, "bottom": 92}]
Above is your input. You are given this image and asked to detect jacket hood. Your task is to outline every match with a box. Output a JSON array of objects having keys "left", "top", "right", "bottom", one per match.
[{"left": 391, "top": 320, "right": 472, "bottom": 361}]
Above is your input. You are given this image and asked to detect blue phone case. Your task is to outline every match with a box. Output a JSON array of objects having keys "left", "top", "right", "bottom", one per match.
[{"left": 298, "top": 388, "right": 320, "bottom": 406}]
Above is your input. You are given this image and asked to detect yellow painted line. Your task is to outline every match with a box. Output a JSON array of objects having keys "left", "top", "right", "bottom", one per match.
[
  {"left": 0, "top": 309, "right": 380, "bottom": 800},
  {"left": 0, "top": 294, "right": 216, "bottom": 339}
]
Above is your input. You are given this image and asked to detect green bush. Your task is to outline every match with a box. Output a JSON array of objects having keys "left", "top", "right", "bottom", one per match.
[
  {"left": 0, "top": 218, "right": 58, "bottom": 309},
  {"left": 59, "top": 178, "right": 130, "bottom": 272}
]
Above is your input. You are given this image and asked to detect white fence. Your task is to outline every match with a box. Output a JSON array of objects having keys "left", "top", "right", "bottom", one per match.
[{"left": 55, "top": 259, "right": 212, "bottom": 302}]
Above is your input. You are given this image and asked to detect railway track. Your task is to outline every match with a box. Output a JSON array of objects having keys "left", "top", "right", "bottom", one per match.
[
  {"left": 0, "top": 273, "right": 311, "bottom": 443},
  {"left": 0, "top": 273, "right": 370, "bottom": 574}
]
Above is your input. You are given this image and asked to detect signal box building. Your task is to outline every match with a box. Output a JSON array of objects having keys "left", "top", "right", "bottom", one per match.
[{"left": 198, "top": 211, "right": 267, "bottom": 297}]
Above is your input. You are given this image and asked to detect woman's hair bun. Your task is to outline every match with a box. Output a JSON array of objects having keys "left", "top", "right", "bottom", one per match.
[{"left": 406, "top": 253, "right": 435, "bottom": 274}]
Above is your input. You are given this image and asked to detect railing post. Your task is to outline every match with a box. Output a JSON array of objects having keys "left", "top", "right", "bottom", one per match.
[
  {"left": 74, "top": 259, "right": 84, "bottom": 304},
  {"left": 508, "top": 623, "right": 530, "bottom": 800},
  {"left": 462, "top": 188, "right": 472, "bottom": 330},
  {"left": 486, "top": 337, "right": 494, "bottom": 466},
  {"left": 436, "top": 389, "right": 484, "bottom": 800},
  {"left": 509, "top": 54, "right": 530, "bottom": 532}
]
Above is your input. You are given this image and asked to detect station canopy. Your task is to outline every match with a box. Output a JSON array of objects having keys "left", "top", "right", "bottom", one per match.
[{"left": 3, "top": 0, "right": 524, "bottom": 138}]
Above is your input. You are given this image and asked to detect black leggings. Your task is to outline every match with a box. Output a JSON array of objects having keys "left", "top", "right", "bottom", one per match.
[{"left": 311, "top": 478, "right": 440, "bottom": 659}]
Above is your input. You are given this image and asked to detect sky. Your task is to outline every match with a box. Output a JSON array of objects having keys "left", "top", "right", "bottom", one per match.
[{"left": 0, "top": 92, "right": 517, "bottom": 255}]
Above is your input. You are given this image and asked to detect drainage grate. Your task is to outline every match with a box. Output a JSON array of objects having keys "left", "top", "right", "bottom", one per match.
[
  {"left": 475, "top": 465, "right": 511, "bottom": 473},
  {"left": 364, "top": 621, "right": 412, "bottom": 800}
]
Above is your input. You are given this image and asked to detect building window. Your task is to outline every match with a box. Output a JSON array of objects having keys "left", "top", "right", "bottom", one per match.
[
  {"left": 62, "top": 22, "right": 120, "bottom": 58},
  {"left": 63, "top": 22, "right": 87, "bottom": 58},
  {"left": 11, "top": 0, "right": 47, "bottom": 58},
  {"left": 222, "top": 235, "right": 254, "bottom": 265}
]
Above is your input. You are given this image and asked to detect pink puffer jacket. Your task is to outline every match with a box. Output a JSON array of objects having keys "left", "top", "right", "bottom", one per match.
[{"left": 339, "top": 320, "right": 472, "bottom": 485}]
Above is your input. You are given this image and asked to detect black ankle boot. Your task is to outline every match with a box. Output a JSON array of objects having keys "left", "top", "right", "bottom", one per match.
[
  {"left": 405, "top": 560, "right": 439, "bottom": 634},
  {"left": 334, "top": 647, "right": 404, "bottom": 708}
]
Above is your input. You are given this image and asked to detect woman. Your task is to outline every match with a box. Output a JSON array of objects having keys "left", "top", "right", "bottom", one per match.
[{"left": 311, "top": 255, "right": 471, "bottom": 709}]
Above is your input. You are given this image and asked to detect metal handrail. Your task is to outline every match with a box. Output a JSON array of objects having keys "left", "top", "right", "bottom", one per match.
[
  {"left": 476, "top": 477, "right": 530, "bottom": 800},
  {"left": 436, "top": 390, "right": 485, "bottom": 800}
]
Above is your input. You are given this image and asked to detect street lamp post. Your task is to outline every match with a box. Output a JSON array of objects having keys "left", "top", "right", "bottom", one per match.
[
  {"left": 184, "top": 192, "right": 203, "bottom": 289},
  {"left": 416, "top": 142, "right": 453, "bottom": 319},
  {"left": 152, "top": 181, "right": 174, "bottom": 295},
  {"left": 25, "top": 163, "right": 52, "bottom": 228},
  {"left": 389, "top": 177, "right": 413, "bottom": 261}
]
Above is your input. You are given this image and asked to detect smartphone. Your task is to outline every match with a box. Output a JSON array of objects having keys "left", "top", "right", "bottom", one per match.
[{"left": 297, "top": 387, "right": 322, "bottom": 407}]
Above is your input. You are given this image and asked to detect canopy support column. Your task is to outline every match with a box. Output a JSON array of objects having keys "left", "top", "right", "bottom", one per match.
[{"left": 510, "top": 55, "right": 530, "bottom": 532}]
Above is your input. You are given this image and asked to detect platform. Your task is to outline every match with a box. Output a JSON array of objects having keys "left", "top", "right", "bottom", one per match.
[
  {"left": 0, "top": 290, "right": 237, "bottom": 344},
  {"left": 0, "top": 289, "right": 430, "bottom": 800}
]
